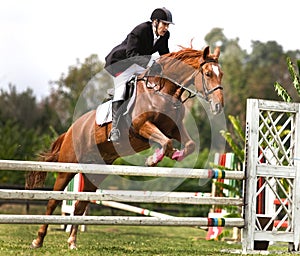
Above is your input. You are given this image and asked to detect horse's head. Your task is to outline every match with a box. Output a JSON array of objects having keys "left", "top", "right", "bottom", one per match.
[
  {"left": 156, "top": 45, "right": 224, "bottom": 115},
  {"left": 194, "top": 46, "right": 224, "bottom": 115}
]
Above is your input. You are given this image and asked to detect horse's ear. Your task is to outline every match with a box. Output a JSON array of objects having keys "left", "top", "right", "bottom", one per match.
[
  {"left": 203, "top": 46, "right": 210, "bottom": 59},
  {"left": 213, "top": 47, "right": 220, "bottom": 58}
]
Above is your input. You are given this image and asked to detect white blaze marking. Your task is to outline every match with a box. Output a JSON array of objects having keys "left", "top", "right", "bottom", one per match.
[{"left": 212, "top": 64, "right": 219, "bottom": 77}]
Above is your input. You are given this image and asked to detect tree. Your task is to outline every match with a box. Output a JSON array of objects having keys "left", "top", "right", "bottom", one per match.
[
  {"left": 0, "top": 85, "right": 39, "bottom": 130},
  {"left": 245, "top": 41, "right": 286, "bottom": 101},
  {"left": 220, "top": 39, "right": 248, "bottom": 119},
  {"left": 204, "top": 27, "right": 228, "bottom": 51},
  {"left": 0, "top": 85, "right": 58, "bottom": 185}
]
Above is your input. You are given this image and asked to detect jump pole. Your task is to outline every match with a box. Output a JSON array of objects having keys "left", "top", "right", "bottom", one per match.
[
  {"left": 0, "top": 159, "right": 244, "bottom": 180},
  {"left": 0, "top": 189, "right": 243, "bottom": 206},
  {"left": 95, "top": 200, "right": 172, "bottom": 218},
  {"left": 0, "top": 215, "right": 244, "bottom": 227}
]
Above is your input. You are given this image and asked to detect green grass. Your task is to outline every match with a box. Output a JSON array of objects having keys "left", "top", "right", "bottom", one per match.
[
  {"left": 0, "top": 224, "right": 235, "bottom": 256},
  {"left": 0, "top": 224, "right": 295, "bottom": 256}
]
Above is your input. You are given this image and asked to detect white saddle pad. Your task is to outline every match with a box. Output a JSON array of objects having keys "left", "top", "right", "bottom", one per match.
[
  {"left": 95, "top": 80, "right": 137, "bottom": 126},
  {"left": 96, "top": 100, "right": 112, "bottom": 126}
]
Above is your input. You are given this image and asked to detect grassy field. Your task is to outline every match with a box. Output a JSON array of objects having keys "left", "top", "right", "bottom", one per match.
[
  {"left": 0, "top": 224, "right": 235, "bottom": 256},
  {"left": 0, "top": 224, "right": 295, "bottom": 256}
]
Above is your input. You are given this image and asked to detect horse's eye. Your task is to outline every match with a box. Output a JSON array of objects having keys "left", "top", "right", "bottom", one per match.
[{"left": 205, "top": 71, "right": 211, "bottom": 77}]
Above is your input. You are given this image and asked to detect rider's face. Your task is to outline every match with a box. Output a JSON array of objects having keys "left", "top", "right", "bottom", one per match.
[{"left": 155, "top": 21, "right": 169, "bottom": 36}]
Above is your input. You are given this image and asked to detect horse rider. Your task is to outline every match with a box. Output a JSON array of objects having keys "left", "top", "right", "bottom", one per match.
[{"left": 104, "top": 7, "right": 174, "bottom": 142}]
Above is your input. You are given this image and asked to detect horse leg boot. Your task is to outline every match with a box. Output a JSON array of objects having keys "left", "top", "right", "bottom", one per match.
[
  {"left": 171, "top": 124, "right": 196, "bottom": 161},
  {"left": 109, "top": 100, "right": 124, "bottom": 142}
]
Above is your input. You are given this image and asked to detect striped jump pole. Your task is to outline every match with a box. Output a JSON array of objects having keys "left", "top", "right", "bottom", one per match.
[{"left": 0, "top": 215, "right": 244, "bottom": 227}]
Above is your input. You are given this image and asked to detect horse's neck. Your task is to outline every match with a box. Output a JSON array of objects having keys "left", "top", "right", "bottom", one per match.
[{"left": 160, "top": 58, "right": 197, "bottom": 87}]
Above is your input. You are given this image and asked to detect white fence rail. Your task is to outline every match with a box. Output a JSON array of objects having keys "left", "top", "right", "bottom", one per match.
[{"left": 0, "top": 159, "right": 243, "bottom": 179}]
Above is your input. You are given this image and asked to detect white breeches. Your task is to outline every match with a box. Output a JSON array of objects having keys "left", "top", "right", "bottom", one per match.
[{"left": 112, "top": 64, "right": 146, "bottom": 102}]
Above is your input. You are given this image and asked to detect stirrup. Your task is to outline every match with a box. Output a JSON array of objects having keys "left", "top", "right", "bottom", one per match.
[{"left": 109, "top": 128, "right": 121, "bottom": 142}]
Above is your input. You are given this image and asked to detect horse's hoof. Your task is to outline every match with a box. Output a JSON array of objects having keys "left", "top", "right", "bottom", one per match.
[
  {"left": 30, "top": 239, "right": 42, "bottom": 249},
  {"left": 145, "top": 148, "right": 164, "bottom": 166},
  {"left": 68, "top": 237, "right": 77, "bottom": 250},
  {"left": 145, "top": 156, "right": 155, "bottom": 167},
  {"left": 172, "top": 149, "right": 185, "bottom": 161},
  {"left": 69, "top": 244, "right": 78, "bottom": 250}
]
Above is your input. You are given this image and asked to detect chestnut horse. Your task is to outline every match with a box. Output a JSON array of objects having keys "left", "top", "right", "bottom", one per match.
[{"left": 27, "top": 46, "right": 224, "bottom": 249}]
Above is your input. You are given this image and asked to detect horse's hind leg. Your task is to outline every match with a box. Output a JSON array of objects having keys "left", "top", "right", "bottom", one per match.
[
  {"left": 67, "top": 200, "right": 90, "bottom": 250},
  {"left": 31, "top": 172, "right": 75, "bottom": 248}
]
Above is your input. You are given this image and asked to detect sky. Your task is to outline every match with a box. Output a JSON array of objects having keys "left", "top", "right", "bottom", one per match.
[{"left": 0, "top": 0, "right": 299, "bottom": 100}]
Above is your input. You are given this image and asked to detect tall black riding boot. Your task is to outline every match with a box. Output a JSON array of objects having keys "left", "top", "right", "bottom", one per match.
[{"left": 109, "top": 100, "right": 124, "bottom": 142}]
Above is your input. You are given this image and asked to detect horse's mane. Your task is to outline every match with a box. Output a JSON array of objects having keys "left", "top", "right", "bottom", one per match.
[
  {"left": 160, "top": 46, "right": 204, "bottom": 69},
  {"left": 159, "top": 44, "right": 219, "bottom": 71}
]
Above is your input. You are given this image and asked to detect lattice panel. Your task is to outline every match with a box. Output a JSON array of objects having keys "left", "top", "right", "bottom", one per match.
[
  {"left": 255, "top": 176, "right": 294, "bottom": 232},
  {"left": 257, "top": 110, "right": 296, "bottom": 166}
]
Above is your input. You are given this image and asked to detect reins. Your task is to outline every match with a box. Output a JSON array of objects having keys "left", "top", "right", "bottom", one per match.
[{"left": 142, "top": 59, "right": 223, "bottom": 103}]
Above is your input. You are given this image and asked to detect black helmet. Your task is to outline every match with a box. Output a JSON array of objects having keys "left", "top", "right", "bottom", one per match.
[{"left": 150, "top": 7, "right": 174, "bottom": 24}]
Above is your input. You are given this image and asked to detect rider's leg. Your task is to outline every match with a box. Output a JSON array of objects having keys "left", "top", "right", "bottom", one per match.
[
  {"left": 109, "top": 77, "right": 126, "bottom": 142},
  {"left": 109, "top": 64, "right": 146, "bottom": 142}
]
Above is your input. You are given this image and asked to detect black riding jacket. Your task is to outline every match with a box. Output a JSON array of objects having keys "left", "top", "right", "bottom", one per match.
[{"left": 104, "top": 21, "right": 170, "bottom": 75}]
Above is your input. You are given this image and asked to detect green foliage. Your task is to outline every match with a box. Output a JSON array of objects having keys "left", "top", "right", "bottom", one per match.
[
  {"left": 220, "top": 115, "right": 245, "bottom": 163},
  {"left": 274, "top": 82, "right": 292, "bottom": 102},
  {"left": 274, "top": 56, "right": 300, "bottom": 102},
  {"left": 0, "top": 120, "right": 57, "bottom": 185},
  {"left": 0, "top": 86, "right": 59, "bottom": 185},
  {"left": 287, "top": 57, "right": 300, "bottom": 95}
]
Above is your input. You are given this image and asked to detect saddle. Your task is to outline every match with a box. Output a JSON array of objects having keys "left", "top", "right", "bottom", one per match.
[{"left": 95, "top": 63, "right": 160, "bottom": 126}]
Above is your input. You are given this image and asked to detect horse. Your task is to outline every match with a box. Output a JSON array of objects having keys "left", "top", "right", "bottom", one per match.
[{"left": 26, "top": 45, "right": 224, "bottom": 249}]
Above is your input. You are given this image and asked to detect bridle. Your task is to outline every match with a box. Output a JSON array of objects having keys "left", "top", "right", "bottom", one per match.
[
  {"left": 198, "top": 59, "right": 224, "bottom": 101},
  {"left": 144, "top": 59, "right": 223, "bottom": 103}
]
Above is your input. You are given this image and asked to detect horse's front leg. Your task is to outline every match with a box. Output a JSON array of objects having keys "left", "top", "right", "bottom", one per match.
[
  {"left": 136, "top": 121, "right": 174, "bottom": 166},
  {"left": 171, "top": 124, "right": 196, "bottom": 161}
]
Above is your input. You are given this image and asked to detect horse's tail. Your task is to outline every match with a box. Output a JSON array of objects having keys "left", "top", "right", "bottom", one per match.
[{"left": 25, "top": 133, "right": 66, "bottom": 189}]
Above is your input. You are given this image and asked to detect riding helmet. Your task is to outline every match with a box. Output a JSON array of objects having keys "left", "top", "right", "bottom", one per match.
[{"left": 150, "top": 7, "right": 174, "bottom": 24}]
